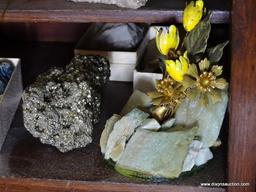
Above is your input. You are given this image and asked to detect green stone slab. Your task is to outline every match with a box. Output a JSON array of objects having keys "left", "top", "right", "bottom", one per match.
[{"left": 116, "top": 126, "right": 198, "bottom": 179}]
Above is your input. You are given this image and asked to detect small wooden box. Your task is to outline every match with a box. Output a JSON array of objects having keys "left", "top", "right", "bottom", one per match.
[{"left": 0, "top": 58, "right": 23, "bottom": 150}]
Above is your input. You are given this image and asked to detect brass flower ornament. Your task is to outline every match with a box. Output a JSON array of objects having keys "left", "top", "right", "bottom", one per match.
[
  {"left": 148, "top": 77, "right": 185, "bottom": 121},
  {"left": 151, "top": 0, "right": 228, "bottom": 120},
  {"left": 182, "top": 58, "right": 228, "bottom": 105}
]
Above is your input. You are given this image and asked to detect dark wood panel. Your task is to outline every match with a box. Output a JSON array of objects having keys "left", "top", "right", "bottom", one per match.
[
  {"left": 0, "top": 0, "right": 230, "bottom": 23},
  {"left": 0, "top": 42, "right": 227, "bottom": 191},
  {"left": 0, "top": 23, "right": 90, "bottom": 42},
  {"left": 228, "top": 0, "right": 256, "bottom": 192},
  {"left": 0, "top": 178, "right": 225, "bottom": 192}
]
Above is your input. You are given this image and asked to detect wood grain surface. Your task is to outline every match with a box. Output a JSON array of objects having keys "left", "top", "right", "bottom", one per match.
[
  {"left": 0, "top": 0, "right": 230, "bottom": 23},
  {"left": 1, "top": 0, "right": 255, "bottom": 191},
  {"left": 0, "top": 178, "right": 226, "bottom": 192},
  {"left": 228, "top": 0, "right": 256, "bottom": 192},
  {"left": 0, "top": 42, "right": 227, "bottom": 191}
]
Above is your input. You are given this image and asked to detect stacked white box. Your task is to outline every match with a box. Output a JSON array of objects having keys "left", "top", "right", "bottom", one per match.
[
  {"left": 75, "top": 29, "right": 150, "bottom": 82},
  {"left": 133, "top": 26, "right": 163, "bottom": 92}
]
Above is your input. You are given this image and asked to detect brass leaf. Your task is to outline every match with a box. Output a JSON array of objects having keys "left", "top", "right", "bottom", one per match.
[
  {"left": 207, "top": 41, "right": 229, "bottom": 63},
  {"left": 214, "top": 78, "right": 228, "bottom": 89},
  {"left": 184, "top": 17, "right": 211, "bottom": 56},
  {"left": 188, "top": 64, "right": 199, "bottom": 78},
  {"left": 199, "top": 58, "right": 210, "bottom": 72},
  {"left": 211, "top": 65, "right": 223, "bottom": 76},
  {"left": 147, "top": 91, "right": 163, "bottom": 99},
  {"left": 182, "top": 75, "right": 196, "bottom": 89}
]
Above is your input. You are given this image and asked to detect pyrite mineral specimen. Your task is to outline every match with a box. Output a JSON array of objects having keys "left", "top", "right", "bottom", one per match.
[
  {"left": 69, "top": 0, "right": 148, "bottom": 9},
  {"left": 23, "top": 55, "right": 110, "bottom": 152}
]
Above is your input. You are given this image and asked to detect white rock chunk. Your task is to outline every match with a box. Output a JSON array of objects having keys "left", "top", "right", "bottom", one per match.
[
  {"left": 104, "top": 108, "right": 149, "bottom": 161},
  {"left": 175, "top": 91, "right": 228, "bottom": 147},
  {"left": 161, "top": 118, "right": 176, "bottom": 130},
  {"left": 109, "top": 136, "right": 126, "bottom": 162},
  {"left": 69, "top": 0, "right": 148, "bottom": 9},
  {"left": 121, "top": 90, "right": 152, "bottom": 115},
  {"left": 182, "top": 140, "right": 213, "bottom": 172},
  {"left": 139, "top": 118, "right": 161, "bottom": 131},
  {"left": 100, "top": 114, "right": 121, "bottom": 154}
]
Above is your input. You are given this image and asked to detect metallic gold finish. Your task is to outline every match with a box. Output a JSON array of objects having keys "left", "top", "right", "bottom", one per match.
[
  {"left": 182, "top": 58, "right": 228, "bottom": 105},
  {"left": 148, "top": 77, "right": 186, "bottom": 121}
]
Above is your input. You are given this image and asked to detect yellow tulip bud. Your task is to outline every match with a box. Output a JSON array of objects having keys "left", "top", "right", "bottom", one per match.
[
  {"left": 183, "top": 0, "right": 204, "bottom": 32},
  {"left": 156, "top": 25, "right": 180, "bottom": 55},
  {"left": 168, "top": 25, "right": 180, "bottom": 50},
  {"left": 165, "top": 53, "right": 189, "bottom": 82}
]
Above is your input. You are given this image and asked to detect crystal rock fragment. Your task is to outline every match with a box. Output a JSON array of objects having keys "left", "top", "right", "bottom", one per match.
[
  {"left": 121, "top": 90, "right": 152, "bottom": 116},
  {"left": 175, "top": 91, "right": 228, "bottom": 147},
  {"left": 100, "top": 114, "right": 121, "bottom": 154},
  {"left": 23, "top": 55, "right": 110, "bottom": 152},
  {"left": 69, "top": 0, "right": 148, "bottom": 9},
  {"left": 138, "top": 118, "right": 161, "bottom": 131},
  {"left": 161, "top": 118, "right": 176, "bottom": 130},
  {"left": 81, "top": 23, "right": 147, "bottom": 51},
  {"left": 182, "top": 140, "right": 213, "bottom": 172},
  {"left": 116, "top": 126, "right": 198, "bottom": 179},
  {"left": 104, "top": 108, "right": 149, "bottom": 161}
]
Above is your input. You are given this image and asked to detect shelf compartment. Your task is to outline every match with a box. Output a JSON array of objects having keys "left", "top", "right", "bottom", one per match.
[
  {"left": 0, "top": 84, "right": 227, "bottom": 191},
  {"left": 0, "top": 40, "right": 228, "bottom": 191},
  {"left": 0, "top": 178, "right": 225, "bottom": 192},
  {"left": 0, "top": 0, "right": 230, "bottom": 23}
]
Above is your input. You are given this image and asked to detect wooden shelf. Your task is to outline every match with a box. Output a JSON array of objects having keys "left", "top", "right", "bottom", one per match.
[
  {"left": 0, "top": 0, "right": 255, "bottom": 191},
  {"left": 0, "top": 0, "right": 230, "bottom": 23},
  {"left": 0, "top": 42, "right": 227, "bottom": 191},
  {"left": 0, "top": 86, "right": 226, "bottom": 192}
]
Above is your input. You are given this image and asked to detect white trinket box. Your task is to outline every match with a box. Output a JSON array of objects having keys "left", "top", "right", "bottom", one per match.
[
  {"left": 74, "top": 26, "right": 150, "bottom": 82},
  {"left": 133, "top": 26, "right": 163, "bottom": 92}
]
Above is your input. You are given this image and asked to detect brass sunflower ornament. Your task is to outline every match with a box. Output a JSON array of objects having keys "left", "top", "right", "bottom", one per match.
[
  {"left": 100, "top": 0, "right": 230, "bottom": 180},
  {"left": 151, "top": 0, "right": 229, "bottom": 120},
  {"left": 148, "top": 77, "right": 186, "bottom": 121},
  {"left": 182, "top": 58, "right": 228, "bottom": 105}
]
